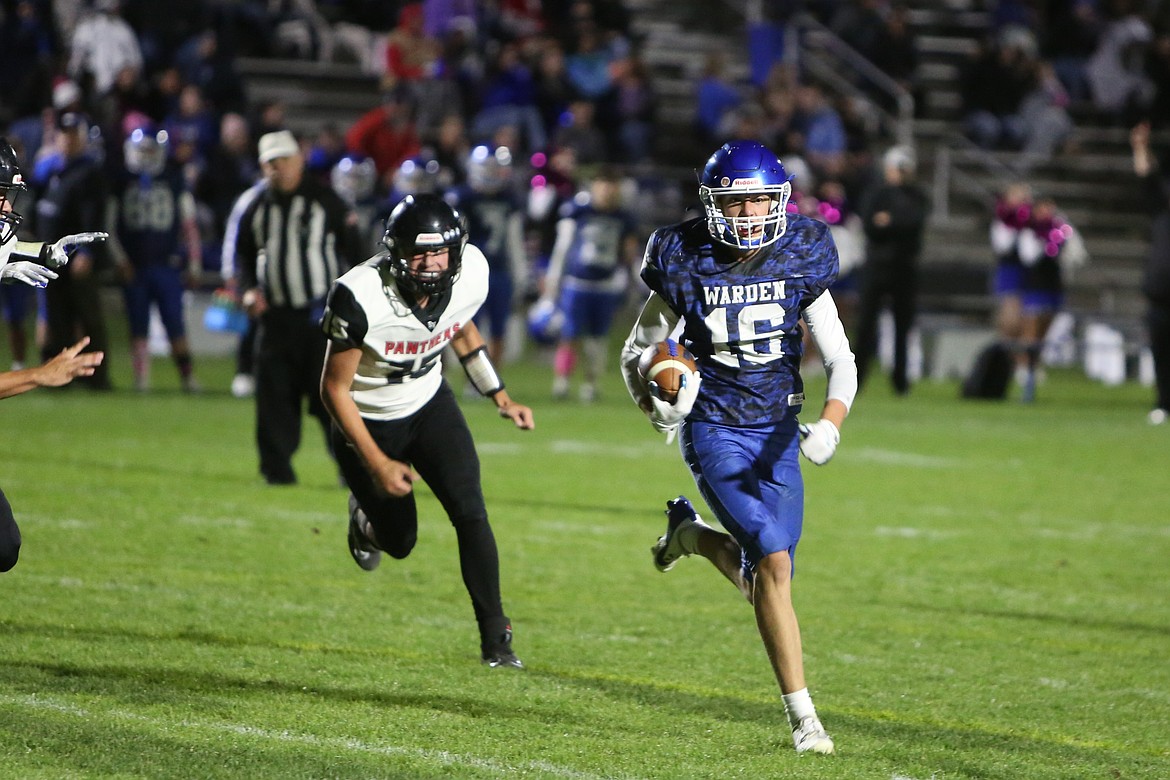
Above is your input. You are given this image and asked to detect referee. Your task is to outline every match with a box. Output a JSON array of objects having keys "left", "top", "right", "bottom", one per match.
[{"left": 235, "top": 130, "right": 362, "bottom": 485}]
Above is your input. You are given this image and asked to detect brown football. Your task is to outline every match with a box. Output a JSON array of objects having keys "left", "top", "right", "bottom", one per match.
[{"left": 637, "top": 339, "right": 698, "bottom": 403}]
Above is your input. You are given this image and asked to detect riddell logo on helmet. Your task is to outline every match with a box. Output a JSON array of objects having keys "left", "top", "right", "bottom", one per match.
[
  {"left": 415, "top": 228, "right": 460, "bottom": 246},
  {"left": 731, "top": 177, "right": 762, "bottom": 187}
]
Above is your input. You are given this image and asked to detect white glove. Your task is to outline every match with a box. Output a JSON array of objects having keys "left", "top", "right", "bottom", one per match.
[
  {"left": 647, "top": 370, "right": 701, "bottom": 445},
  {"left": 798, "top": 419, "right": 840, "bottom": 465},
  {"left": 1, "top": 261, "right": 58, "bottom": 288},
  {"left": 47, "top": 232, "right": 109, "bottom": 268}
]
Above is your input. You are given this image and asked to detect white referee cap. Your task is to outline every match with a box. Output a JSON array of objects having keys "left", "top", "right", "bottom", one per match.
[{"left": 258, "top": 130, "right": 299, "bottom": 163}]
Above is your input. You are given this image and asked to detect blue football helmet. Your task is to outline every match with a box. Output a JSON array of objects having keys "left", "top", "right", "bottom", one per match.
[
  {"left": 698, "top": 140, "right": 793, "bottom": 250},
  {"left": 0, "top": 137, "right": 27, "bottom": 247},
  {"left": 526, "top": 298, "right": 565, "bottom": 345},
  {"left": 331, "top": 154, "right": 377, "bottom": 206},
  {"left": 393, "top": 156, "right": 441, "bottom": 197},
  {"left": 124, "top": 127, "right": 169, "bottom": 176},
  {"left": 466, "top": 144, "right": 514, "bottom": 194}
]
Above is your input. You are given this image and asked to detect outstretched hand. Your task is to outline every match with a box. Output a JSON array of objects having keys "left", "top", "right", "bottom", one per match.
[
  {"left": 1, "top": 261, "right": 58, "bottom": 288},
  {"left": 37, "top": 336, "right": 104, "bottom": 387},
  {"left": 47, "top": 232, "right": 109, "bottom": 268}
]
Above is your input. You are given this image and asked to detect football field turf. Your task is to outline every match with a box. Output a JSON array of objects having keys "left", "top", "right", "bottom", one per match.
[{"left": 1, "top": 348, "right": 1167, "bottom": 779}]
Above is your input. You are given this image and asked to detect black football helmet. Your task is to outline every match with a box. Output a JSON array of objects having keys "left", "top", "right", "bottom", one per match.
[
  {"left": 0, "top": 137, "right": 28, "bottom": 247},
  {"left": 381, "top": 193, "right": 467, "bottom": 297}
]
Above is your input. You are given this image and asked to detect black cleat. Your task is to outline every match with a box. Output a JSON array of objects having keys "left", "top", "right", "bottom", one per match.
[
  {"left": 481, "top": 623, "right": 525, "bottom": 669},
  {"left": 347, "top": 494, "right": 381, "bottom": 571},
  {"left": 482, "top": 649, "right": 525, "bottom": 669}
]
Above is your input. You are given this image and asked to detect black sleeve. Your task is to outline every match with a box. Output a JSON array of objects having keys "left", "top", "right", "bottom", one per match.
[
  {"left": 79, "top": 167, "right": 111, "bottom": 268},
  {"left": 321, "top": 281, "right": 369, "bottom": 348},
  {"left": 323, "top": 187, "right": 363, "bottom": 271},
  {"left": 235, "top": 198, "right": 263, "bottom": 290}
]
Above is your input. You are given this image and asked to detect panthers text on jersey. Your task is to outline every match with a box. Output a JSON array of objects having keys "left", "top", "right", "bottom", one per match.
[
  {"left": 321, "top": 244, "right": 490, "bottom": 420},
  {"left": 641, "top": 213, "right": 839, "bottom": 426}
]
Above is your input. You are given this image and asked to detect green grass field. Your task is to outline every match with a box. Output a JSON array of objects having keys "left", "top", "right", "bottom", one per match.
[{"left": 1, "top": 335, "right": 1168, "bottom": 779}]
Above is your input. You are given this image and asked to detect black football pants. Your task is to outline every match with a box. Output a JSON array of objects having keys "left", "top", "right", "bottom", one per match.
[{"left": 330, "top": 381, "right": 509, "bottom": 643}]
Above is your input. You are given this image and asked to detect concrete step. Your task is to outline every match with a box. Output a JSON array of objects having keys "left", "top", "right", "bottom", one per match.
[
  {"left": 915, "top": 34, "right": 980, "bottom": 58},
  {"left": 906, "top": 7, "right": 991, "bottom": 32}
]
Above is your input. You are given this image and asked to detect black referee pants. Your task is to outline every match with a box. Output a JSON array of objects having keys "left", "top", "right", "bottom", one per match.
[
  {"left": 254, "top": 306, "right": 334, "bottom": 484},
  {"left": 1149, "top": 302, "right": 1170, "bottom": 411},
  {"left": 331, "top": 382, "right": 510, "bottom": 646},
  {"left": 854, "top": 256, "right": 919, "bottom": 394}
]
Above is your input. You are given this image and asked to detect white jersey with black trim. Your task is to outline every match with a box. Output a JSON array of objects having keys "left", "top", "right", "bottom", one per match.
[
  {"left": 0, "top": 239, "right": 46, "bottom": 270},
  {"left": 325, "top": 244, "right": 489, "bottom": 421}
]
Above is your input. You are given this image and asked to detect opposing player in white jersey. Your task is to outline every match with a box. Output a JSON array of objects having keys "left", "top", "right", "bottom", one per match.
[{"left": 320, "top": 193, "right": 534, "bottom": 669}]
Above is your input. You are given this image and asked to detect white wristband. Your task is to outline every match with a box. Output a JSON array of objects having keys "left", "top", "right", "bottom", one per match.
[{"left": 460, "top": 347, "right": 504, "bottom": 397}]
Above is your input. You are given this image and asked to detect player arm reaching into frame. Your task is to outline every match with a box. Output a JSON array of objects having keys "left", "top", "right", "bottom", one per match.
[
  {"left": 0, "top": 337, "right": 104, "bottom": 399},
  {"left": 450, "top": 320, "right": 535, "bottom": 430},
  {"left": 799, "top": 289, "right": 858, "bottom": 465},
  {"left": 1, "top": 234, "right": 109, "bottom": 288}
]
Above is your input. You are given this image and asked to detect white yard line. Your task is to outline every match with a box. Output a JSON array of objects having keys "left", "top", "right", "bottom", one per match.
[{"left": 4, "top": 693, "right": 626, "bottom": 780}]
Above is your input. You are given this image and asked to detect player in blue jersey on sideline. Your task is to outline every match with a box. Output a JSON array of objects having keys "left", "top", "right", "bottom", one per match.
[
  {"left": 544, "top": 166, "right": 641, "bottom": 402},
  {"left": 108, "top": 126, "right": 203, "bottom": 392},
  {"left": 446, "top": 144, "right": 527, "bottom": 366},
  {"left": 620, "top": 140, "right": 857, "bottom": 755}
]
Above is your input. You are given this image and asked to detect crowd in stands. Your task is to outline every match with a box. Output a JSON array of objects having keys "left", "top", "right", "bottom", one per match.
[
  {"left": 0, "top": 0, "right": 659, "bottom": 260},
  {"left": 3, "top": 0, "right": 1167, "bottom": 397},
  {"left": 951, "top": 0, "right": 1170, "bottom": 161}
]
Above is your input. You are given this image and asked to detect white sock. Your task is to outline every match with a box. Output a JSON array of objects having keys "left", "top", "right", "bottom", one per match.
[
  {"left": 782, "top": 688, "right": 817, "bottom": 727},
  {"left": 676, "top": 513, "right": 710, "bottom": 554}
]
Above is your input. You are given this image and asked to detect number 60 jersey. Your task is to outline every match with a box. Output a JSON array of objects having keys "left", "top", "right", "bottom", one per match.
[
  {"left": 640, "top": 213, "right": 840, "bottom": 427},
  {"left": 321, "top": 245, "right": 490, "bottom": 421}
]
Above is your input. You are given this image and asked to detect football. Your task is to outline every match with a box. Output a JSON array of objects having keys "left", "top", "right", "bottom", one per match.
[{"left": 638, "top": 339, "right": 698, "bottom": 403}]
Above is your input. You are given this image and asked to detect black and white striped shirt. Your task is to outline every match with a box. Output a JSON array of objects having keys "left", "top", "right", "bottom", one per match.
[{"left": 235, "top": 177, "right": 359, "bottom": 308}]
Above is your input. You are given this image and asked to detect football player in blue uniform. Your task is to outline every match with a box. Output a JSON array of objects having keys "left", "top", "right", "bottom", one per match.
[
  {"left": 320, "top": 194, "right": 534, "bottom": 669},
  {"left": 620, "top": 140, "right": 857, "bottom": 755},
  {"left": 331, "top": 153, "right": 382, "bottom": 254},
  {"left": 544, "top": 166, "right": 641, "bottom": 402},
  {"left": 447, "top": 144, "right": 526, "bottom": 365},
  {"left": 108, "top": 127, "right": 202, "bottom": 392}
]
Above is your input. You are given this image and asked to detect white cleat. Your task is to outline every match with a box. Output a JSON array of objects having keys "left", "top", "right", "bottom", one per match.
[{"left": 791, "top": 716, "right": 835, "bottom": 755}]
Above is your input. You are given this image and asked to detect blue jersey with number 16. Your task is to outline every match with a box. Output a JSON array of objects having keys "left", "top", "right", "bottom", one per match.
[{"left": 640, "top": 213, "right": 839, "bottom": 427}]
